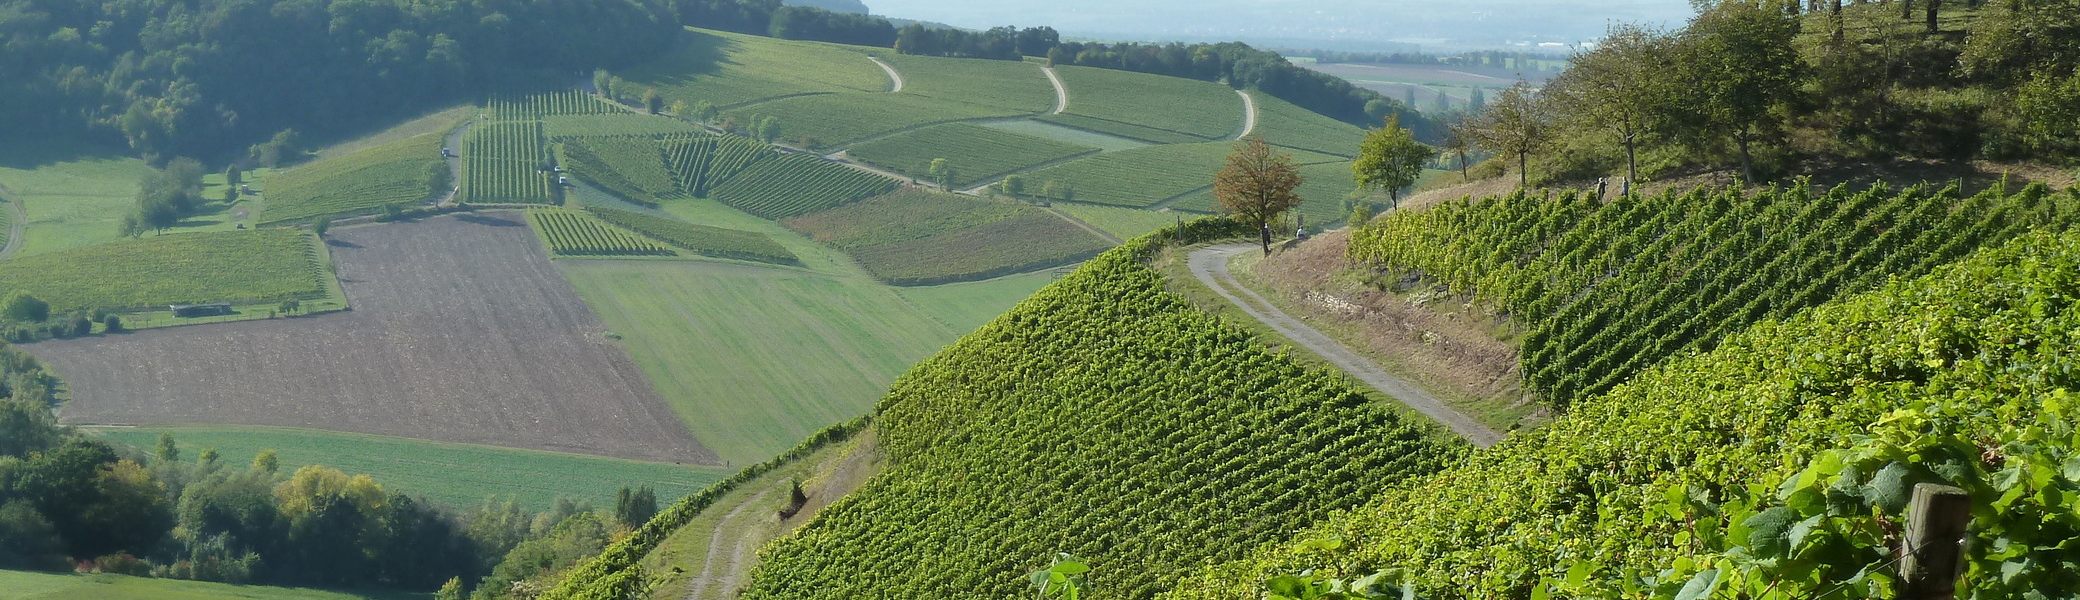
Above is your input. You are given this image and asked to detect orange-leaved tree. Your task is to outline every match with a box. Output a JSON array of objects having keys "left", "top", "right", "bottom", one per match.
[{"left": 1214, "top": 137, "right": 1304, "bottom": 255}]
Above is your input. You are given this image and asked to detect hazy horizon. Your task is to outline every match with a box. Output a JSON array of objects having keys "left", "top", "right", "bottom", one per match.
[{"left": 865, "top": 0, "right": 1698, "bottom": 52}]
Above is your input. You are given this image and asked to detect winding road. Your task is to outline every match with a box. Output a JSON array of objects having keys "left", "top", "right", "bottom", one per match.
[
  {"left": 1232, "top": 90, "right": 1258, "bottom": 139},
  {"left": 867, "top": 56, "right": 905, "bottom": 93},
  {"left": 685, "top": 488, "right": 773, "bottom": 600},
  {"left": 1043, "top": 66, "right": 1069, "bottom": 114},
  {"left": 0, "top": 183, "right": 23, "bottom": 260},
  {"left": 437, "top": 121, "right": 473, "bottom": 207},
  {"left": 1189, "top": 244, "right": 1502, "bottom": 447}
]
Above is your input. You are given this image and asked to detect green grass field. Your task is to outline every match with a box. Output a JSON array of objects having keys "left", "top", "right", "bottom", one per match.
[
  {"left": 780, "top": 189, "right": 1028, "bottom": 249},
  {"left": 842, "top": 211, "right": 1109, "bottom": 285},
  {"left": 313, "top": 105, "right": 474, "bottom": 161},
  {"left": 722, "top": 93, "right": 1003, "bottom": 150},
  {"left": 877, "top": 54, "right": 1055, "bottom": 113},
  {"left": 1026, "top": 141, "right": 1348, "bottom": 209},
  {"left": 90, "top": 425, "right": 730, "bottom": 512},
  {"left": 1052, "top": 203, "right": 1186, "bottom": 240},
  {"left": 619, "top": 28, "right": 890, "bottom": 110},
  {"left": 0, "top": 229, "right": 329, "bottom": 313},
  {"left": 1034, "top": 112, "right": 1209, "bottom": 145},
  {"left": 0, "top": 138, "right": 257, "bottom": 257},
  {"left": 842, "top": 123, "right": 1097, "bottom": 188},
  {"left": 977, "top": 119, "right": 1150, "bottom": 151},
  {"left": 557, "top": 196, "right": 1055, "bottom": 464},
  {"left": 0, "top": 571, "right": 423, "bottom": 600},
  {"left": 260, "top": 131, "right": 446, "bottom": 224},
  {"left": 543, "top": 114, "right": 703, "bottom": 139},
  {"left": 1049, "top": 65, "right": 1246, "bottom": 140},
  {"left": 1249, "top": 91, "right": 1369, "bottom": 158}
]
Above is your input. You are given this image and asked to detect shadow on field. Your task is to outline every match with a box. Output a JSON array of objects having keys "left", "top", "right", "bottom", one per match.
[
  {"left": 325, "top": 238, "right": 363, "bottom": 249},
  {"left": 0, "top": 135, "right": 130, "bottom": 170},
  {"left": 455, "top": 213, "right": 524, "bottom": 228}
]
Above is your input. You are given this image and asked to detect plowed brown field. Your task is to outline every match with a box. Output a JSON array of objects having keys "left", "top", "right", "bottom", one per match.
[{"left": 31, "top": 212, "right": 716, "bottom": 464}]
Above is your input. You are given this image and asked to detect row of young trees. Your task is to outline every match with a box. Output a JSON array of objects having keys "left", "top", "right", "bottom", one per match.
[{"left": 1457, "top": 0, "right": 2080, "bottom": 190}]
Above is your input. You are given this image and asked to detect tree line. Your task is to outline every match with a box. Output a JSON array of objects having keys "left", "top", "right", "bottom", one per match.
[
  {"left": 1453, "top": 0, "right": 2080, "bottom": 189},
  {"left": 0, "top": 392, "right": 662, "bottom": 599}
]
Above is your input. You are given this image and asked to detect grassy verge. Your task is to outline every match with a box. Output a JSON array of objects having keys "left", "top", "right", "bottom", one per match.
[{"left": 0, "top": 570, "right": 424, "bottom": 600}]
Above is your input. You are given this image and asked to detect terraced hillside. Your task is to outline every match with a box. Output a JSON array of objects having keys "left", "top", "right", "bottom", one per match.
[
  {"left": 540, "top": 221, "right": 1466, "bottom": 600},
  {"left": 1040, "top": 65, "right": 1245, "bottom": 142},
  {"left": 1173, "top": 225, "right": 2080, "bottom": 600},
  {"left": 1351, "top": 181, "right": 2073, "bottom": 407}
]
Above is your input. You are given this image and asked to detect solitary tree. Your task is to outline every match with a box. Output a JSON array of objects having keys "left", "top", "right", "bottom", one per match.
[
  {"left": 311, "top": 217, "right": 331, "bottom": 238},
  {"left": 592, "top": 70, "right": 613, "bottom": 99},
  {"left": 252, "top": 449, "right": 279, "bottom": 474},
  {"left": 1041, "top": 179, "right": 1067, "bottom": 200},
  {"left": 224, "top": 165, "right": 242, "bottom": 187},
  {"left": 1213, "top": 137, "right": 1304, "bottom": 256},
  {"left": 643, "top": 88, "right": 663, "bottom": 114},
  {"left": 669, "top": 99, "right": 690, "bottom": 119},
  {"left": 928, "top": 158, "right": 953, "bottom": 188},
  {"left": 1442, "top": 116, "right": 1475, "bottom": 182},
  {"left": 693, "top": 101, "right": 719, "bottom": 124},
  {"left": 1677, "top": 2, "right": 1799, "bottom": 181},
  {"left": 1000, "top": 175, "right": 1026, "bottom": 197},
  {"left": 1353, "top": 115, "right": 1434, "bottom": 208},
  {"left": 1550, "top": 23, "right": 1674, "bottom": 184},
  {"left": 1469, "top": 81, "right": 1550, "bottom": 188}
]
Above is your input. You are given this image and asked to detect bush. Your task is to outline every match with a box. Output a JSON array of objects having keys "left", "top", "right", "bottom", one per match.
[
  {"left": 101, "top": 314, "right": 122, "bottom": 333},
  {"left": 1, "top": 292, "right": 49, "bottom": 323}
]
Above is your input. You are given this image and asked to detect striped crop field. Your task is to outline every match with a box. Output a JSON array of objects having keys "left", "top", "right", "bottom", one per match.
[
  {"left": 528, "top": 209, "right": 676, "bottom": 257},
  {"left": 709, "top": 153, "right": 897, "bottom": 219},
  {"left": 464, "top": 121, "right": 552, "bottom": 204},
  {"left": 843, "top": 123, "right": 1097, "bottom": 188}
]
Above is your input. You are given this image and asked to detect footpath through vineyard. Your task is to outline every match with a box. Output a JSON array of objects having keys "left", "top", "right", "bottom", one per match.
[{"left": 1190, "top": 244, "right": 1503, "bottom": 446}]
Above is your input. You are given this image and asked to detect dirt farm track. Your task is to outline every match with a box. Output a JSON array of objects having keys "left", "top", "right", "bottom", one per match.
[{"left": 28, "top": 213, "right": 717, "bottom": 464}]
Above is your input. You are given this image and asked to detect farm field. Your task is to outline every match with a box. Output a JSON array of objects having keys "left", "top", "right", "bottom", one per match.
[
  {"left": 709, "top": 152, "right": 896, "bottom": 218},
  {"left": 877, "top": 54, "right": 1055, "bottom": 113},
  {"left": 491, "top": 89, "right": 618, "bottom": 120},
  {"left": 557, "top": 260, "right": 957, "bottom": 466},
  {"left": 30, "top": 213, "right": 713, "bottom": 464},
  {"left": 0, "top": 570, "right": 422, "bottom": 600},
  {"left": 1249, "top": 91, "right": 1369, "bottom": 158},
  {"left": 843, "top": 211, "right": 1110, "bottom": 285},
  {"left": 781, "top": 189, "right": 1029, "bottom": 248},
  {"left": 618, "top": 28, "right": 890, "bottom": 110},
  {"left": 664, "top": 135, "right": 777, "bottom": 197},
  {"left": 463, "top": 121, "right": 551, "bottom": 204},
  {"left": 842, "top": 123, "right": 1097, "bottom": 188},
  {"left": 586, "top": 205, "right": 797, "bottom": 265},
  {"left": 312, "top": 105, "right": 474, "bottom": 160},
  {"left": 92, "top": 425, "right": 730, "bottom": 512},
  {"left": 1024, "top": 142, "right": 1343, "bottom": 208},
  {"left": 0, "top": 229, "right": 328, "bottom": 313},
  {"left": 544, "top": 114, "right": 703, "bottom": 139},
  {"left": 1048, "top": 65, "right": 1245, "bottom": 140},
  {"left": 527, "top": 209, "right": 676, "bottom": 257},
  {"left": 260, "top": 130, "right": 447, "bottom": 224},
  {"left": 977, "top": 119, "right": 1150, "bottom": 151},
  {"left": 557, "top": 135, "right": 681, "bottom": 205},
  {"left": 1053, "top": 203, "right": 1186, "bottom": 240},
  {"left": 0, "top": 138, "right": 251, "bottom": 256},
  {"left": 721, "top": 93, "right": 1004, "bottom": 150},
  {"left": 1035, "top": 112, "right": 1208, "bottom": 145}
]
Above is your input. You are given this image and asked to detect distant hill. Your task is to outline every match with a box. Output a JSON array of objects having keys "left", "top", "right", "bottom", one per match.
[{"left": 784, "top": 0, "right": 871, "bottom": 14}]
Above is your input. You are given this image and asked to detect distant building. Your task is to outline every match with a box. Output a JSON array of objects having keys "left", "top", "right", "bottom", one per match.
[{"left": 170, "top": 303, "right": 233, "bottom": 318}]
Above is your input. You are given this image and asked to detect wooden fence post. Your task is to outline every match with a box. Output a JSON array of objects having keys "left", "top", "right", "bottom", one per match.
[{"left": 1899, "top": 483, "right": 1971, "bottom": 600}]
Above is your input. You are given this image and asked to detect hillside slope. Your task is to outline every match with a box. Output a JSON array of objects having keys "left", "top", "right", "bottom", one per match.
[
  {"left": 543, "top": 220, "right": 1466, "bottom": 600},
  {"left": 1168, "top": 225, "right": 2080, "bottom": 598}
]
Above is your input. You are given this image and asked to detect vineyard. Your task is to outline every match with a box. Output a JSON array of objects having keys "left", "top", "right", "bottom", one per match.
[
  {"left": 1173, "top": 160, "right": 1373, "bottom": 227},
  {"left": 1349, "top": 181, "right": 2071, "bottom": 407},
  {"left": 1046, "top": 65, "right": 1245, "bottom": 140},
  {"left": 876, "top": 53, "right": 1056, "bottom": 113},
  {"left": 1248, "top": 91, "right": 1368, "bottom": 159},
  {"left": 543, "top": 114, "right": 703, "bottom": 139},
  {"left": 527, "top": 209, "right": 675, "bottom": 257},
  {"left": 490, "top": 90, "right": 617, "bottom": 120},
  {"left": 709, "top": 153, "right": 897, "bottom": 219},
  {"left": 723, "top": 225, "right": 1462, "bottom": 598},
  {"left": 616, "top": 28, "right": 891, "bottom": 109},
  {"left": 557, "top": 136, "right": 681, "bottom": 206},
  {"left": 718, "top": 92, "right": 1003, "bottom": 151},
  {"left": 1027, "top": 143, "right": 1340, "bottom": 208},
  {"left": 1172, "top": 226, "right": 2080, "bottom": 600},
  {"left": 779, "top": 189, "right": 1029, "bottom": 249},
  {"left": 464, "top": 121, "right": 552, "bottom": 204},
  {"left": 583, "top": 206, "right": 798, "bottom": 265},
  {"left": 1035, "top": 112, "right": 1207, "bottom": 145},
  {"left": 663, "top": 135, "right": 774, "bottom": 197},
  {"left": 260, "top": 130, "right": 447, "bottom": 224},
  {"left": 843, "top": 211, "right": 1111, "bottom": 285},
  {"left": 843, "top": 123, "right": 1098, "bottom": 188},
  {"left": 0, "top": 229, "right": 328, "bottom": 312}
]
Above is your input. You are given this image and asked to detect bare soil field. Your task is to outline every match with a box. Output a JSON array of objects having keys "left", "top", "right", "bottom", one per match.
[{"left": 30, "top": 212, "right": 715, "bottom": 464}]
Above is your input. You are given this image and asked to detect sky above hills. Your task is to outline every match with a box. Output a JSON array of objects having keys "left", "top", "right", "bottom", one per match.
[{"left": 867, "top": 0, "right": 1698, "bottom": 51}]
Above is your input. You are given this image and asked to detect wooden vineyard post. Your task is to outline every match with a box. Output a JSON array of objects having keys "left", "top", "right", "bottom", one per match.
[{"left": 1899, "top": 483, "right": 1970, "bottom": 600}]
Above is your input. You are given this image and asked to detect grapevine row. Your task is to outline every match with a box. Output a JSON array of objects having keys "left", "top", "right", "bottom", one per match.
[
  {"left": 526, "top": 209, "right": 673, "bottom": 256},
  {"left": 710, "top": 153, "right": 898, "bottom": 219},
  {"left": 463, "top": 121, "right": 551, "bottom": 204}
]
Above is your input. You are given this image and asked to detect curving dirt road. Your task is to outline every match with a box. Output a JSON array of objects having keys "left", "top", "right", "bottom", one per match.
[
  {"left": 868, "top": 56, "right": 905, "bottom": 93},
  {"left": 1043, "top": 66, "right": 1069, "bottom": 114},
  {"left": 436, "top": 121, "right": 472, "bottom": 207},
  {"left": 0, "top": 189, "right": 24, "bottom": 260},
  {"left": 686, "top": 488, "right": 772, "bottom": 600},
  {"left": 1188, "top": 244, "right": 1502, "bottom": 446},
  {"left": 1232, "top": 90, "right": 1258, "bottom": 140}
]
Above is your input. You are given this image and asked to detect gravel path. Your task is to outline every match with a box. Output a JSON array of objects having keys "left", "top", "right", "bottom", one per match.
[
  {"left": 1043, "top": 67, "right": 1069, "bottom": 114},
  {"left": 1188, "top": 244, "right": 1501, "bottom": 446},
  {"left": 1232, "top": 90, "right": 1258, "bottom": 140},
  {"left": 868, "top": 56, "right": 904, "bottom": 93}
]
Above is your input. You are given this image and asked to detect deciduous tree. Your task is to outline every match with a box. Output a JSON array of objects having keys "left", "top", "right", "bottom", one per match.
[
  {"left": 1213, "top": 137, "right": 1304, "bottom": 255},
  {"left": 1469, "top": 81, "right": 1551, "bottom": 188},
  {"left": 1549, "top": 23, "right": 1676, "bottom": 184},
  {"left": 1353, "top": 115, "right": 1435, "bottom": 208}
]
